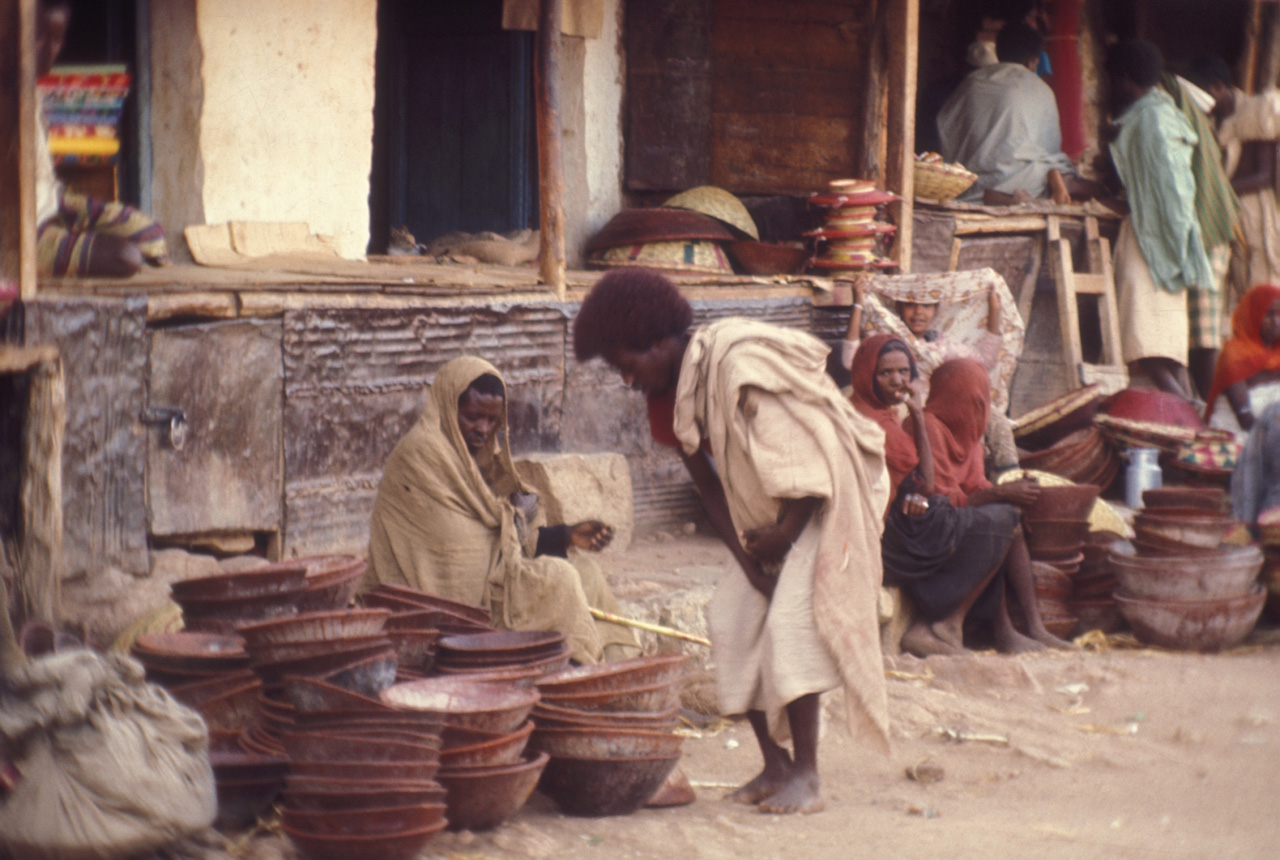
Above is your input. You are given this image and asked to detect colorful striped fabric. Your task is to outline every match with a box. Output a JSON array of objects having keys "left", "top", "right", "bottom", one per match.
[{"left": 1160, "top": 73, "right": 1240, "bottom": 252}]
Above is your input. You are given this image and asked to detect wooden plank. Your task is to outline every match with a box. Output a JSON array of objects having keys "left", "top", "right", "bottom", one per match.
[
  {"left": 711, "top": 68, "right": 861, "bottom": 117},
  {"left": 856, "top": 0, "right": 888, "bottom": 182},
  {"left": 0, "top": 0, "right": 37, "bottom": 298},
  {"left": 18, "top": 357, "right": 62, "bottom": 625},
  {"left": 147, "top": 291, "right": 239, "bottom": 323},
  {"left": 1073, "top": 273, "right": 1107, "bottom": 295},
  {"left": 954, "top": 215, "right": 1051, "bottom": 235},
  {"left": 885, "top": 0, "right": 918, "bottom": 271},
  {"left": 1052, "top": 236, "right": 1084, "bottom": 388},
  {"left": 0, "top": 344, "right": 57, "bottom": 375},
  {"left": 1095, "top": 236, "right": 1124, "bottom": 366},
  {"left": 946, "top": 238, "right": 963, "bottom": 272},
  {"left": 712, "top": 19, "right": 865, "bottom": 73},
  {"left": 535, "top": 0, "right": 565, "bottom": 296}
]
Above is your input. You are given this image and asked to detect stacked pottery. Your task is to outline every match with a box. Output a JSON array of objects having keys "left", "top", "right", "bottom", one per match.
[
  {"left": 1111, "top": 491, "right": 1266, "bottom": 650},
  {"left": 171, "top": 564, "right": 309, "bottom": 635},
  {"left": 279, "top": 681, "right": 447, "bottom": 860},
  {"left": 1261, "top": 508, "right": 1280, "bottom": 621},
  {"left": 432, "top": 630, "right": 572, "bottom": 677},
  {"left": 382, "top": 676, "right": 546, "bottom": 832},
  {"left": 531, "top": 655, "right": 687, "bottom": 817},
  {"left": 805, "top": 179, "right": 899, "bottom": 275},
  {"left": 362, "top": 584, "right": 494, "bottom": 681},
  {"left": 1069, "top": 531, "right": 1126, "bottom": 634},
  {"left": 1018, "top": 426, "right": 1120, "bottom": 490},
  {"left": 295, "top": 555, "right": 368, "bottom": 612},
  {"left": 1022, "top": 484, "right": 1101, "bottom": 638}
]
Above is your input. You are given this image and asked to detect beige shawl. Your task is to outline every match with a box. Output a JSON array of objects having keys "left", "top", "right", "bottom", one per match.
[
  {"left": 672, "top": 319, "right": 891, "bottom": 751},
  {"left": 366, "top": 356, "right": 606, "bottom": 663}
]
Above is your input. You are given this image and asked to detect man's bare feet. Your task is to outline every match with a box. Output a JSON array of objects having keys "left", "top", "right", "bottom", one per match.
[
  {"left": 901, "top": 620, "right": 967, "bottom": 658},
  {"left": 758, "top": 769, "right": 824, "bottom": 815},
  {"left": 994, "top": 626, "right": 1047, "bottom": 654},
  {"left": 728, "top": 758, "right": 793, "bottom": 805},
  {"left": 1029, "top": 626, "right": 1075, "bottom": 649},
  {"left": 1047, "top": 169, "right": 1072, "bottom": 205}
]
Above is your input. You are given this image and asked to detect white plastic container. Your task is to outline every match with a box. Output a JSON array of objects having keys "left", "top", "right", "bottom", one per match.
[{"left": 1124, "top": 447, "right": 1162, "bottom": 509}]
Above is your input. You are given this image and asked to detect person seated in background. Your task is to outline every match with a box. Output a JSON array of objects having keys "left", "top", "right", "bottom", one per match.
[
  {"left": 365, "top": 356, "right": 639, "bottom": 666},
  {"left": 32, "top": 2, "right": 167, "bottom": 277},
  {"left": 1204, "top": 284, "right": 1280, "bottom": 435},
  {"left": 851, "top": 341, "right": 1068, "bottom": 656},
  {"left": 1231, "top": 401, "right": 1280, "bottom": 534},
  {"left": 937, "top": 22, "right": 1086, "bottom": 205}
]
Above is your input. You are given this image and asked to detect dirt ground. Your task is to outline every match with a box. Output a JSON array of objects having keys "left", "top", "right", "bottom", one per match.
[{"left": 365, "top": 531, "right": 1280, "bottom": 860}]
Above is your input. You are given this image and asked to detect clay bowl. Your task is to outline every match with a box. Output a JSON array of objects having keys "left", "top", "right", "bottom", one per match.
[
  {"left": 585, "top": 207, "right": 734, "bottom": 253},
  {"left": 282, "top": 803, "right": 446, "bottom": 838},
  {"left": 1039, "top": 552, "right": 1085, "bottom": 577},
  {"left": 283, "top": 784, "right": 446, "bottom": 813},
  {"left": 171, "top": 564, "right": 308, "bottom": 603},
  {"left": 536, "top": 753, "right": 680, "bottom": 817},
  {"left": 439, "top": 720, "right": 534, "bottom": 768},
  {"left": 434, "top": 646, "right": 572, "bottom": 676},
  {"left": 1133, "top": 509, "right": 1236, "bottom": 552},
  {"left": 298, "top": 555, "right": 365, "bottom": 580},
  {"left": 251, "top": 642, "right": 396, "bottom": 687},
  {"left": 282, "top": 820, "right": 447, "bottom": 860},
  {"left": 727, "top": 240, "right": 810, "bottom": 275},
  {"left": 1142, "top": 486, "right": 1227, "bottom": 512},
  {"left": 169, "top": 674, "right": 262, "bottom": 731},
  {"left": 284, "top": 774, "right": 440, "bottom": 795},
  {"left": 1030, "top": 562, "right": 1072, "bottom": 592},
  {"left": 210, "top": 749, "right": 289, "bottom": 783},
  {"left": 436, "top": 751, "right": 550, "bottom": 831},
  {"left": 283, "top": 675, "right": 394, "bottom": 713},
  {"left": 436, "top": 630, "right": 567, "bottom": 662},
  {"left": 388, "top": 630, "right": 439, "bottom": 671},
  {"left": 1022, "top": 484, "right": 1101, "bottom": 522},
  {"left": 1115, "top": 585, "right": 1266, "bottom": 651},
  {"left": 1108, "top": 544, "right": 1263, "bottom": 601},
  {"left": 536, "top": 654, "right": 688, "bottom": 698},
  {"left": 318, "top": 650, "right": 400, "bottom": 699},
  {"left": 1013, "top": 385, "right": 1104, "bottom": 451},
  {"left": 237, "top": 609, "right": 392, "bottom": 650},
  {"left": 531, "top": 701, "right": 681, "bottom": 730},
  {"left": 381, "top": 677, "right": 540, "bottom": 734},
  {"left": 1070, "top": 598, "right": 1125, "bottom": 634},
  {"left": 298, "top": 565, "right": 367, "bottom": 613},
  {"left": 1072, "top": 573, "right": 1117, "bottom": 601},
  {"left": 429, "top": 664, "right": 543, "bottom": 688},
  {"left": 293, "top": 709, "right": 445, "bottom": 738},
  {"left": 539, "top": 679, "right": 681, "bottom": 714},
  {"left": 215, "top": 777, "right": 285, "bottom": 830},
  {"left": 365, "top": 585, "right": 491, "bottom": 625},
  {"left": 530, "top": 726, "right": 683, "bottom": 759},
  {"left": 180, "top": 590, "right": 303, "bottom": 634},
  {"left": 133, "top": 631, "right": 247, "bottom": 665},
  {"left": 249, "top": 634, "right": 392, "bottom": 666},
  {"left": 1024, "top": 519, "right": 1092, "bottom": 558},
  {"left": 281, "top": 732, "right": 441, "bottom": 764},
  {"left": 1040, "top": 614, "right": 1080, "bottom": 639},
  {"left": 289, "top": 758, "right": 441, "bottom": 783},
  {"left": 242, "top": 726, "right": 286, "bottom": 756}
]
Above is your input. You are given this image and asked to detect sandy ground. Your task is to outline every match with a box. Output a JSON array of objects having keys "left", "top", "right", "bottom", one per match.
[{"left": 239, "top": 532, "right": 1280, "bottom": 860}]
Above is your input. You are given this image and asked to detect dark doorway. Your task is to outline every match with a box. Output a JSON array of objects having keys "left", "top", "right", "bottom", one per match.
[{"left": 369, "top": 0, "right": 538, "bottom": 254}]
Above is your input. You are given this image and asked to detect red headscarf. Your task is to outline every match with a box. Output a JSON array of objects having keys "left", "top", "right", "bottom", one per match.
[
  {"left": 849, "top": 334, "right": 919, "bottom": 499},
  {"left": 1205, "top": 284, "right": 1280, "bottom": 421},
  {"left": 923, "top": 358, "right": 991, "bottom": 506}
]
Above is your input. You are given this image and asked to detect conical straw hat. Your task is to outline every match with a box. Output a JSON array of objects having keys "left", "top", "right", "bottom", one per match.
[{"left": 663, "top": 186, "right": 759, "bottom": 240}]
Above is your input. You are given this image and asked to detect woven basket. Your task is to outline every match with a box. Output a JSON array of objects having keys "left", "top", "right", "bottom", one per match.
[{"left": 913, "top": 161, "right": 977, "bottom": 202}]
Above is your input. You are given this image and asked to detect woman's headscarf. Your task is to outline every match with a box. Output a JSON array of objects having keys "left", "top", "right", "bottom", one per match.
[
  {"left": 1205, "top": 284, "right": 1280, "bottom": 421},
  {"left": 850, "top": 334, "right": 920, "bottom": 497},
  {"left": 923, "top": 358, "right": 991, "bottom": 506}
]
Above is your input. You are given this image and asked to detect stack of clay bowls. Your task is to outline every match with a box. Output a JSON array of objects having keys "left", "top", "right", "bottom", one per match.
[
  {"left": 362, "top": 584, "right": 497, "bottom": 680},
  {"left": 531, "top": 654, "right": 687, "bottom": 817},
  {"left": 279, "top": 683, "right": 447, "bottom": 860},
  {"left": 805, "top": 178, "right": 899, "bottom": 274},
  {"left": 171, "top": 564, "right": 309, "bottom": 635},
  {"left": 1022, "top": 484, "right": 1101, "bottom": 637},
  {"left": 1260, "top": 509, "right": 1280, "bottom": 622},
  {"left": 1111, "top": 488, "right": 1265, "bottom": 650},
  {"left": 432, "top": 630, "right": 571, "bottom": 677},
  {"left": 381, "top": 676, "right": 545, "bottom": 832},
  {"left": 1069, "top": 530, "right": 1126, "bottom": 634},
  {"left": 295, "top": 555, "right": 368, "bottom": 612}
]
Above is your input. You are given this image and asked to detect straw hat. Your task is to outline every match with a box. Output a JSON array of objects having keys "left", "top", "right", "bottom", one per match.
[{"left": 663, "top": 186, "right": 759, "bottom": 240}]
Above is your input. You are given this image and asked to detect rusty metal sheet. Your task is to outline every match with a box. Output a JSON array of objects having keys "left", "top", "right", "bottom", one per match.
[
  {"left": 23, "top": 296, "right": 149, "bottom": 576},
  {"left": 147, "top": 319, "right": 283, "bottom": 536},
  {"left": 281, "top": 304, "right": 568, "bottom": 557}
]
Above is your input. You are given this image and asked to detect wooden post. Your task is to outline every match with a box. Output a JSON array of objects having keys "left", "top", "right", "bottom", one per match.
[
  {"left": 885, "top": 0, "right": 919, "bottom": 273},
  {"left": 19, "top": 357, "right": 65, "bottom": 627},
  {"left": 0, "top": 0, "right": 38, "bottom": 299},
  {"left": 856, "top": 0, "right": 888, "bottom": 183},
  {"left": 536, "top": 0, "right": 567, "bottom": 299}
]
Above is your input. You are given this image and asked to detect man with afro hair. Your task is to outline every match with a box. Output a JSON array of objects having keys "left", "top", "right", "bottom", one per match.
[{"left": 574, "top": 268, "right": 892, "bottom": 814}]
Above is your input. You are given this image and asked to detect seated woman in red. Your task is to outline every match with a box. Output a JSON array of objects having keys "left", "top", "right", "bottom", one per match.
[
  {"left": 1204, "top": 284, "right": 1280, "bottom": 435},
  {"left": 851, "top": 341, "right": 1068, "bottom": 655}
]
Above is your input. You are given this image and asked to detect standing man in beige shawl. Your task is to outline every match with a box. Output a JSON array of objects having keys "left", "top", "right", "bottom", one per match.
[
  {"left": 366, "top": 356, "right": 637, "bottom": 665},
  {"left": 574, "top": 269, "right": 891, "bottom": 815}
]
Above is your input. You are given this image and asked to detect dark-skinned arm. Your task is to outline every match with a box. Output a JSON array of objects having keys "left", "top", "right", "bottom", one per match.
[
  {"left": 741, "top": 497, "right": 823, "bottom": 565},
  {"left": 967, "top": 478, "right": 1041, "bottom": 508},
  {"left": 1224, "top": 381, "right": 1256, "bottom": 431},
  {"left": 1231, "top": 140, "right": 1277, "bottom": 197},
  {"left": 680, "top": 448, "right": 777, "bottom": 598},
  {"left": 905, "top": 404, "right": 935, "bottom": 494}
]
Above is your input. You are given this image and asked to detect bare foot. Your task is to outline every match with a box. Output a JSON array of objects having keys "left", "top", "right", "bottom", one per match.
[
  {"left": 758, "top": 770, "right": 824, "bottom": 815},
  {"left": 901, "top": 621, "right": 967, "bottom": 658},
  {"left": 1029, "top": 626, "right": 1075, "bottom": 649},
  {"left": 728, "top": 759, "right": 793, "bottom": 805},
  {"left": 994, "top": 627, "right": 1047, "bottom": 654},
  {"left": 1047, "top": 169, "right": 1072, "bottom": 205}
]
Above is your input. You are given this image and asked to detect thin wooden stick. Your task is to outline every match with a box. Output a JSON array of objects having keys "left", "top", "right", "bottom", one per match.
[{"left": 589, "top": 608, "right": 711, "bottom": 647}]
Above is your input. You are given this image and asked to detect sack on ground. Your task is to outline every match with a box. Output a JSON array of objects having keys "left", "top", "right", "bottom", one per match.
[{"left": 0, "top": 650, "right": 216, "bottom": 860}]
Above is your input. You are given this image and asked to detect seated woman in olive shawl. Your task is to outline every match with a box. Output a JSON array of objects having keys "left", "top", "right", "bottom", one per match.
[{"left": 366, "top": 356, "right": 638, "bottom": 665}]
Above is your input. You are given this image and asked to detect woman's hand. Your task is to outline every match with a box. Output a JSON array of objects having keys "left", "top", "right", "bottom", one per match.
[
  {"left": 568, "top": 521, "right": 614, "bottom": 552},
  {"left": 987, "top": 288, "right": 1002, "bottom": 330},
  {"left": 741, "top": 523, "right": 795, "bottom": 566},
  {"left": 902, "top": 492, "right": 930, "bottom": 517},
  {"left": 997, "top": 478, "right": 1041, "bottom": 507},
  {"left": 738, "top": 555, "right": 777, "bottom": 599},
  {"left": 853, "top": 278, "right": 868, "bottom": 307}
]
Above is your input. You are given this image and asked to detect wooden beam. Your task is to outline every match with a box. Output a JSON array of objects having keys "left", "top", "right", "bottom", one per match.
[
  {"left": 0, "top": 343, "right": 57, "bottom": 375},
  {"left": 535, "top": 0, "right": 567, "bottom": 298},
  {"left": 0, "top": 0, "right": 38, "bottom": 299},
  {"left": 884, "top": 0, "right": 918, "bottom": 273},
  {"left": 856, "top": 0, "right": 889, "bottom": 183}
]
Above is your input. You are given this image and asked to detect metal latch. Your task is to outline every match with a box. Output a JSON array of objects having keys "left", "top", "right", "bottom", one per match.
[{"left": 140, "top": 407, "right": 188, "bottom": 451}]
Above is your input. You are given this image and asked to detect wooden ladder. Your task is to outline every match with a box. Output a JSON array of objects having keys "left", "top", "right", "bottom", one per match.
[{"left": 1047, "top": 214, "right": 1128, "bottom": 394}]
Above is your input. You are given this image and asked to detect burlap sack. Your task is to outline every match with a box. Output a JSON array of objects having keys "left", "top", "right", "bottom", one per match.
[{"left": 0, "top": 650, "right": 216, "bottom": 860}]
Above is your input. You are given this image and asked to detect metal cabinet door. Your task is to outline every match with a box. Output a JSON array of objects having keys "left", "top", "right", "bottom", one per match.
[{"left": 146, "top": 319, "right": 282, "bottom": 537}]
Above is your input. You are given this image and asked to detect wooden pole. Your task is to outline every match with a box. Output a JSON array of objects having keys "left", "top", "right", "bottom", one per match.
[
  {"left": 535, "top": 0, "right": 567, "bottom": 299},
  {"left": 856, "top": 0, "right": 889, "bottom": 183},
  {"left": 0, "top": 0, "right": 38, "bottom": 299},
  {"left": 589, "top": 608, "right": 711, "bottom": 647},
  {"left": 19, "top": 358, "right": 64, "bottom": 627},
  {"left": 885, "top": 0, "right": 919, "bottom": 273}
]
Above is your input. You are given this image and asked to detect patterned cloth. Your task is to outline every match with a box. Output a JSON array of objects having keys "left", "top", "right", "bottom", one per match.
[
  {"left": 1109, "top": 88, "right": 1215, "bottom": 295},
  {"left": 1186, "top": 282, "right": 1224, "bottom": 351},
  {"left": 36, "top": 190, "right": 168, "bottom": 276},
  {"left": 937, "top": 63, "right": 1075, "bottom": 202},
  {"left": 1160, "top": 74, "right": 1240, "bottom": 252}
]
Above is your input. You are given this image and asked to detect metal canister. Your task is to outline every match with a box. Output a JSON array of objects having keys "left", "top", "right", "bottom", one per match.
[{"left": 1124, "top": 447, "right": 1162, "bottom": 509}]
